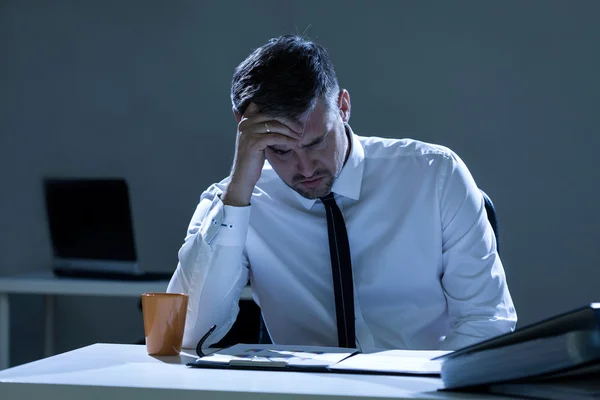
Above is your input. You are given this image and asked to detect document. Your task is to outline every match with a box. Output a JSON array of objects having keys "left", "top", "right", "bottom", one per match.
[
  {"left": 188, "top": 343, "right": 451, "bottom": 376},
  {"left": 188, "top": 343, "right": 357, "bottom": 370},
  {"left": 329, "top": 350, "right": 452, "bottom": 375}
]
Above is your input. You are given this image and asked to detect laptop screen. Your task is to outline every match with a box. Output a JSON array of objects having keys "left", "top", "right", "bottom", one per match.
[{"left": 43, "top": 178, "right": 137, "bottom": 262}]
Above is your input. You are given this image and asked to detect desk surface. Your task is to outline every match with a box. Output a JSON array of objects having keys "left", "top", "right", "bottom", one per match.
[
  {"left": 0, "top": 343, "right": 514, "bottom": 400},
  {"left": 0, "top": 270, "right": 252, "bottom": 299}
]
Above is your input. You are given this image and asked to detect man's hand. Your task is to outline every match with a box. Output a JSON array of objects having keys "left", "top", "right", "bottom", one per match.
[{"left": 222, "top": 103, "right": 303, "bottom": 206}]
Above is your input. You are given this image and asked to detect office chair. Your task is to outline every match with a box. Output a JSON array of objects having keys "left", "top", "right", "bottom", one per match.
[
  {"left": 257, "top": 188, "right": 500, "bottom": 344},
  {"left": 480, "top": 189, "right": 499, "bottom": 253}
]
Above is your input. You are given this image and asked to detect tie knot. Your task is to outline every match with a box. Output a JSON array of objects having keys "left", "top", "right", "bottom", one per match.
[{"left": 320, "top": 192, "right": 335, "bottom": 204}]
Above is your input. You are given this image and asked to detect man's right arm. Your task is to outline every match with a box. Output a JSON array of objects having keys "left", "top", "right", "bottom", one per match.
[
  {"left": 168, "top": 102, "right": 303, "bottom": 348},
  {"left": 167, "top": 181, "right": 251, "bottom": 348}
]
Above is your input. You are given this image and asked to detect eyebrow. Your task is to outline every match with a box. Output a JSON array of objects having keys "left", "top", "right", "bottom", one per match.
[{"left": 300, "top": 130, "right": 330, "bottom": 148}]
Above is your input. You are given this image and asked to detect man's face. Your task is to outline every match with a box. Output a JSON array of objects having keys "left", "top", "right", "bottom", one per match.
[{"left": 265, "top": 92, "right": 351, "bottom": 199}]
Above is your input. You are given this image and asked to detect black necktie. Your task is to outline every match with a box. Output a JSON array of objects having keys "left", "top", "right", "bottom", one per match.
[{"left": 320, "top": 193, "right": 356, "bottom": 348}]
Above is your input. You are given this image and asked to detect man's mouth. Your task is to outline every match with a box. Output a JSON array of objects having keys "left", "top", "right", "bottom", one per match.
[{"left": 299, "top": 176, "right": 324, "bottom": 188}]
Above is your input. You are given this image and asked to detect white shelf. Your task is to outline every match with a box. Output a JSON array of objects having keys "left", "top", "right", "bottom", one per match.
[
  {"left": 0, "top": 270, "right": 253, "bottom": 369},
  {"left": 0, "top": 270, "right": 252, "bottom": 300}
]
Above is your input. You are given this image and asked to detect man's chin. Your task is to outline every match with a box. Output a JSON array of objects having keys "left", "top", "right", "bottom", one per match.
[{"left": 292, "top": 181, "right": 333, "bottom": 200}]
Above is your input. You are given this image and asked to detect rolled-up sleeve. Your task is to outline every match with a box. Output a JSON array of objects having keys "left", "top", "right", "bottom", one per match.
[{"left": 438, "top": 152, "right": 517, "bottom": 350}]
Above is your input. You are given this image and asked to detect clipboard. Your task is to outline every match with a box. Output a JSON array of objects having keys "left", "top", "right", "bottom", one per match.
[
  {"left": 186, "top": 325, "right": 449, "bottom": 375},
  {"left": 187, "top": 342, "right": 358, "bottom": 372}
]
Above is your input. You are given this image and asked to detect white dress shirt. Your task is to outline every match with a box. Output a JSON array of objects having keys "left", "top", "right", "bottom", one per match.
[{"left": 168, "top": 130, "right": 517, "bottom": 351}]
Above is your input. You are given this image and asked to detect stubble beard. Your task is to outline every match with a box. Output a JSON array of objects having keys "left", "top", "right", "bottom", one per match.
[{"left": 290, "top": 172, "right": 336, "bottom": 200}]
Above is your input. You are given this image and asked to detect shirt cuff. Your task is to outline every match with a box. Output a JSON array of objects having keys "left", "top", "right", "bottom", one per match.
[{"left": 210, "top": 204, "right": 251, "bottom": 247}]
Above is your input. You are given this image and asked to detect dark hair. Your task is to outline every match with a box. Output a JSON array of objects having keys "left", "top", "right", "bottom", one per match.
[{"left": 230, "top": 35, "right": 340, "bottom": 119}]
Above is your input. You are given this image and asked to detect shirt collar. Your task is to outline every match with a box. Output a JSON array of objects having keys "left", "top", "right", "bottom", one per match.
[{"left": 292, "top": 126, "right": 365, "bottom": 210}]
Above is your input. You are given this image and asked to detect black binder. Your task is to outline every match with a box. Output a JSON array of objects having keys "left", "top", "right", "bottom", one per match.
[{"left": 437, "top": 303, "right": 600, "bottom": 391}]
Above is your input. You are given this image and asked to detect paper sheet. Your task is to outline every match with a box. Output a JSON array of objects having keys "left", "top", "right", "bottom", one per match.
[
  {"left": 191, "top": 343, "right": 356, "bottom": 368},
  {"left": 329, "top": 349, "right": 452, "bottom": 375}
]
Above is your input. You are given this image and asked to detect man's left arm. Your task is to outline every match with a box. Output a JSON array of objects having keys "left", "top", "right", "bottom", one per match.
[{"left": 437, "top": 151, "right": 517, "bottom": 350}]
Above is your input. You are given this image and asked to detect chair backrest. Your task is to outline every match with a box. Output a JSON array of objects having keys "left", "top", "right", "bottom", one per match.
[{"left": 480, "top": 189, "right": 499, "bottom": 253}]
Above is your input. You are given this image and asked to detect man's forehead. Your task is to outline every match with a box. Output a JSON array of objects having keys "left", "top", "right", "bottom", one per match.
[
  {"left": 297, "top": 100, "right": 331, "bottom": 137},
  {"left": 268, "top": 99, "right": 334, "bottom": 149}
]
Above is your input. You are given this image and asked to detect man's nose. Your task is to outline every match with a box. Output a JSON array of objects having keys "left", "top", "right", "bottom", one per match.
[{"left": 296, "top": 151, "right": 316, "bottom": 177}]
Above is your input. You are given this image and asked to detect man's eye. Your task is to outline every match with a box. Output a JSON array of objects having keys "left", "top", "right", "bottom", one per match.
[{"left": 272, "top": 148, "right": 291, "bottom": 155}]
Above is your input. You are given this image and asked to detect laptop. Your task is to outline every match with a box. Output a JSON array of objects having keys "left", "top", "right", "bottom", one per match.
[{"left": 43, "top": 178, "right": 169, "bottom": 280}]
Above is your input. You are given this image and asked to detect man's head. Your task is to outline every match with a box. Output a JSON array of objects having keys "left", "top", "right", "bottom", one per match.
[{"left": 231, "top": 35, "right": 351, "bottom": 199}]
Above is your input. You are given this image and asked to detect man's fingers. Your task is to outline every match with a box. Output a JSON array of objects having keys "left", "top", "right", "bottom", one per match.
[
  {"left": 241, "top": 102, "right": 304, "bottom": 134},
  {"left": 240, "top": 119, "right": 300, "bottom": 140},
  {"left": 239, "top": 102, "right": 304, "bottom": 137},
  {"left": 271, "top": 116, "right": 304, "bottom": 135},
  {"left": 256, "top": 133, "right": 299, "bottom": 149},
  {"left": 251, "top": 114, "right": 304, "bottom": 135},
  {"left": 259, "top": 120, "right": 300, "bottom": 139}
]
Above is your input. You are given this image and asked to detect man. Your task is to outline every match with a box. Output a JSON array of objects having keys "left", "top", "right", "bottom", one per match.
[{"left": 167, "top": 35, "right": 516, "bottom": 351}]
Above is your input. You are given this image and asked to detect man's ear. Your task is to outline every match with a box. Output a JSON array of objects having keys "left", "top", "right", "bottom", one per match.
[
  {"left": 338, "top": 89, "right": 351, "bottom": 124},
  {"left": 233, "top": 107, "right": 242, "bottom": 124}
]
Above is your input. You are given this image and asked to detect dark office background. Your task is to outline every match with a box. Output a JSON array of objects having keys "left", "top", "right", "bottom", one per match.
[{"left": 1, "top": 0, "right": 599, "bottom": 366}]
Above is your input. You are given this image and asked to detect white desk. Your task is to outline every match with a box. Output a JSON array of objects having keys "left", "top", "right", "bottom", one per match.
[
  {"left": 0, "top": 343, "right": 514, "bottom": 400},
  {"left": 0, "top": 271, "right": 253, "bottom": 370}
]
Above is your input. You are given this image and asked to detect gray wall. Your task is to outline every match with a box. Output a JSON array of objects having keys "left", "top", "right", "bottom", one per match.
[{"left": 1, "top": 0, "right": 599, "bottom": 366}]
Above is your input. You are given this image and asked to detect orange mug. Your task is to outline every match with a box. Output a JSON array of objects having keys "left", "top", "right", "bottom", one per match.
[{"left": 141, "top": 292, "right": 188, "bottom": 356}]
